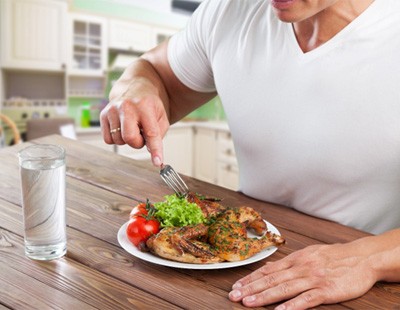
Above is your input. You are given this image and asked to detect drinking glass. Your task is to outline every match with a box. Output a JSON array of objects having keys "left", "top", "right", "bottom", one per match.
[{"left": 18, "top": 144, "right": 67, "bottom": 260}]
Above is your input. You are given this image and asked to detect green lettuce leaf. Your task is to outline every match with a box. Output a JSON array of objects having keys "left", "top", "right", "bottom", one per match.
[{"left": 154, "top": 194, "right": 205, "bottom": 227}]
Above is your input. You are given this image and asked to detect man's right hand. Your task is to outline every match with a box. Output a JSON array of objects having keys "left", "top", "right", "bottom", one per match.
[
  {"left": 100, "top": 74, "right": 170, "bottom": 167},
  {"left": 100, "top": 40, "right": 216, "bottom": 167}
]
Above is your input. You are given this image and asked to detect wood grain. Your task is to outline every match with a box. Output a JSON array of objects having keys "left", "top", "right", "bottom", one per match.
[
  {"left": 0, "top": 229, "right": 182, "bottom": 310},
  {"left": 0, "top": 261, "right": 97, "bottom": 310}
]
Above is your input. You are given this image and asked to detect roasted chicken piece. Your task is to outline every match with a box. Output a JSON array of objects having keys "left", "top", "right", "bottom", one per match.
[
  {"left": 186, "top": 192, "right": 227, "bottom": 219},
  {"left": 146, "top": 224, "right": 224, "bottom": 264},
  {"left": 208, "top": 207, "right": 285, "bottom": 262}
]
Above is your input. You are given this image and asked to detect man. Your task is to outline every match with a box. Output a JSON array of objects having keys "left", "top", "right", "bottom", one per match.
[{"left": 101, "top": 0, "right": 400, "bottom": 308}]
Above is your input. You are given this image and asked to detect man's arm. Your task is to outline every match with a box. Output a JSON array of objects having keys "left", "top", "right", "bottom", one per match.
[{"left": 100, "top": 40, "right": 217, "bottom": 166}]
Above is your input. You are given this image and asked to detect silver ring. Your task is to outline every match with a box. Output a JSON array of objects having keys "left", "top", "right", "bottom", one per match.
[{"left": 110, "top": 127, "right": 121, "bottom": 134}]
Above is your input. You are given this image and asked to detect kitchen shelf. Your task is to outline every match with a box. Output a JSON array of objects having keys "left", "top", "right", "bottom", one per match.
[
  {"left": 67, "top": 75, "right": 106, "bottom": 98},
  {"left": 70, "top": 14, "right": 107, "bottom": 74}
]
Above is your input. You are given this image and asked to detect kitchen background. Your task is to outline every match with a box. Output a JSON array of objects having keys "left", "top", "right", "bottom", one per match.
[{"left": 0, "top": 0, "right": 238, "bottom": 190}]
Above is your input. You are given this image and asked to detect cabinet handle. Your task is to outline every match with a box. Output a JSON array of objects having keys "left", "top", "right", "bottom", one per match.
[
  {"left": 225, "top": 164, "right": 232, "bottom": 171},
  {"left": 225, "top": 149, "right": 232, "bottom": 156}
]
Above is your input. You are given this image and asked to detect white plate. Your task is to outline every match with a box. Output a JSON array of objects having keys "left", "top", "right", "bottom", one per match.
[{"left": 117, "top": 220, "right": 281, "bottom": 270}]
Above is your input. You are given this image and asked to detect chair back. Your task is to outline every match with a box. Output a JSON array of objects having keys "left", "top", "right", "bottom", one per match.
[
  {"left": 26, "top": 117, "right": 76, "bottom": 141},
  {"left": 0, "top": 113, "right": 21, "bottom": 147}
]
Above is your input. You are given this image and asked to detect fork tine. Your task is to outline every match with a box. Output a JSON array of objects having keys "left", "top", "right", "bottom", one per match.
[
  {"left": 160, "top": 173, "right": 181, "bottom": 194},
  {"left": 164, "top": 166, "right": 188, "bottom": 195},
  {"left": 168, "top": 168, "right": 189, "bottom": 193},
  {"left": 160, "top": 164, "right": 189, "bottom": 196}
]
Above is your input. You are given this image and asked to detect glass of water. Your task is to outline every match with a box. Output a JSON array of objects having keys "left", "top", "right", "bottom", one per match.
[{"left": 18, "top": 144, "right": 67, "bottom": 260}]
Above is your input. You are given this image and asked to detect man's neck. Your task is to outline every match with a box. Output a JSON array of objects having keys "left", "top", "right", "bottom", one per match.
[{"left": 293, "top": 0, "right": 375, "bottom": 52}]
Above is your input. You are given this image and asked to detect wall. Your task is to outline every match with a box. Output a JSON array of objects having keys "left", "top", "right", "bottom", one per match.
[
  {"left": 69, "top": 0, "right": 189, "bottom": 29},
  {"left": 69, "top": 0, "right": 225, "bottom": 121}
]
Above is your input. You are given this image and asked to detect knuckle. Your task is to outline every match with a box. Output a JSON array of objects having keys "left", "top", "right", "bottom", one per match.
[
  {"left": 123, "top": 135, "right": 144, "bottom": 149},
  {"left": 279, "top": 281, "right": 291, "bottom": 295},
  {"left": 108, "top": 104, "right": 119, "bottom": 114},
  {"left": 303, "top": 291, "right": 315, "bottom": 303},
  {"left": 143, "top": 127, "right": 160, "bottom": 138},
  {"left": 282, "top": 291, "right": 323, "bottom": 310},
  {"left": 99, "top": 109, "right": 108, "bottom": 120},
  {"left": 313, "top": 266, "right": 327, "bottom": 278},
  {"left": 120, "top": 99, "right": 135, "bottom": 113},
  {"left": 261, "top": 262, "right": 273, "bottom": 273},
  {"left": 239, "top": 282, "right": 258, "bottom": 296},
  {"left": 262, "top": 274, "right": 277, "bottom": 288},
  {"left": 241, "top": 286, "right": 255, "bottom": 296},
  {"left": 303, "top": 290, "right": 325, "bottom": 306}
]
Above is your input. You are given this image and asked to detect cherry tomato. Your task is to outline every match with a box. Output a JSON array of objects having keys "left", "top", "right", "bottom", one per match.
[
  {"left": 129, "top": 203, "right": 148, "bottom": 218},
  {"left": 126, "top": 199, "right": 160, "bottom": 249},
  {"left": 126, "top": 216, "right": 160, "bottom": 247}
]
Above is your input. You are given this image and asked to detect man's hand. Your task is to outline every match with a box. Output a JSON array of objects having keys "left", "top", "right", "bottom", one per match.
[
  {"left": 229, "top": 242, "right": 378, "bottom": 309},
  {"left": 100, "top": 77, "right": 170, "bottom": 167}
]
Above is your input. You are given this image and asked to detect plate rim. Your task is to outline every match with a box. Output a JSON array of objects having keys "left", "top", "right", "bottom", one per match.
[{"left": 117, "top": 219, "right": 281, "bottom": 270}]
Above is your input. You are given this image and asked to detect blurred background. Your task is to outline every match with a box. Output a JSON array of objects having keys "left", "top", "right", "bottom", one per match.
[{"left": 0, "top": 0, "right": 238, "bottom": 190}]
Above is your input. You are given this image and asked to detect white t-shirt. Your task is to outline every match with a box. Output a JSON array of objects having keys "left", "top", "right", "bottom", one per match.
[{"left": 168, "top": 0, "right": 400, "bottom": 234}]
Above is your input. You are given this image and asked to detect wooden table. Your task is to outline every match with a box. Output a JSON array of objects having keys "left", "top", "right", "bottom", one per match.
[{"left": 1, "top": 135, "right": 399, "bottom": 309}]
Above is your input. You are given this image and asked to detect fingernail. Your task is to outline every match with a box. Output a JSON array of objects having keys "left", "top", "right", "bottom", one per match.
[
  {"left": 153, "top": 156, "right": 162, "bottom": 167},
  {"left": 243, "top": 295, "right": 256, "bottom": 303},
  {"left": 232, "top": 282, "right": 242, "bottom": 289},
  {"left": 275, "top": 305, "right": 286, "bottom": 310},
  {"left": 229, "top": 290, "right": 241, "bottom": 299}
]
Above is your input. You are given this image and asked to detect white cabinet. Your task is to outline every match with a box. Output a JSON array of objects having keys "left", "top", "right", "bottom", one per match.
[
  {"left": 68, "top": 13, "right": 108, "bottom": 76},
  {"left": 193, "top": 127, "right": 217, "bottom": 184},
  {"left": 217, "top": 162, "right": 239, "bottom": 190},
  {"left": 163, "top": 125, "right": 193, "bottom": 176},
  {"left": 194, "top": 124, "right": 239, "bottom": 191},
  {"left": 108, "top": 19, "right": 152, "bottom": 52},
  {"left": 216, "top": 131, "right": 239, "bottom": 190},
  {"left": 0, "top": 0, "right": 67, "bottom": 71}
]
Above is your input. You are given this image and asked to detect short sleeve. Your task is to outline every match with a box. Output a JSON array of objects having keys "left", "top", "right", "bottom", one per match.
[{"left": 167, "top": 0, "right": 221, "bottom": 93}]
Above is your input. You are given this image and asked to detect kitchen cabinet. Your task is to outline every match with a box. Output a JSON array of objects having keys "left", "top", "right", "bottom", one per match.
[
  {"left": 194, "top": 124, "right": 239, "bottom": 191},
  {"left": 193, "top": 127, "right": 217, "bottom": 184},
  {"left": 108, "top": 19, "right": 152, "bottom": 52},
  {"left": 68, "top": 13, "right": 108, "bottom": 76},
  {"left": 216, "top": 131, "right": 239, "bottom": 190},
  {"left": 67, "top": 13, "right": 108, "bottom": 123},
  {"left": 0, "top": 0, "right": 67, "bottom": 71},
  {"left": 163, "top": 125, "right": 194, "bottom": 176}
]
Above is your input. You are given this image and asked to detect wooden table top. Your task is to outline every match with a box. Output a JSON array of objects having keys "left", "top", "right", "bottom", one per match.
[{"left": 1, "top": 135, "right": 399, "bottom": 309}]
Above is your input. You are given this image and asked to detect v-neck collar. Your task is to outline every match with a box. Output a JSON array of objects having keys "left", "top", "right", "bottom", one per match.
[{"left": 284, "top": 0, "right": 382, "bottom": 60}]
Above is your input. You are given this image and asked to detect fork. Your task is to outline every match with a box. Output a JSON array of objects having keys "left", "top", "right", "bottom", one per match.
[{"left": 159, "top": 164, "right": 189, "bottom": 197}]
